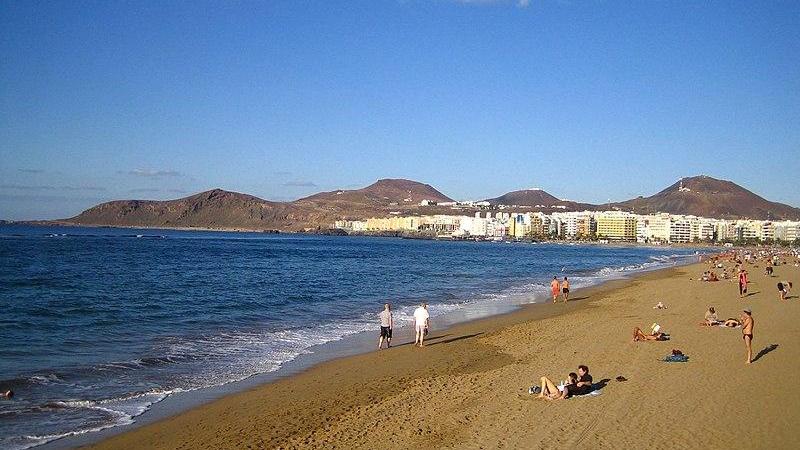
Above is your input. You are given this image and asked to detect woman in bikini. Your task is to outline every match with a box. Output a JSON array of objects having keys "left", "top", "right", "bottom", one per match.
[{"left": 632, "top": 326, "right": 667, "bottom": 341}]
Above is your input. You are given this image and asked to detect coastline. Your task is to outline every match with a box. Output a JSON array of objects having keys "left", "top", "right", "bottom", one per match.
[
  {"left": 81, "top": 257, "right": 800, "bottom": 449},
  {"left": 6, "top": 222, "right": 728, "bottom": 250},
  {"left": 40, "top": 251, "right": 690, "bottom": 449}
]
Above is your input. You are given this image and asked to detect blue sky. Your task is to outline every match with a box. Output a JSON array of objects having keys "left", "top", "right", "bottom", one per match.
[{"left": 1, "top": 0, "right": 798, "bottom": 219}]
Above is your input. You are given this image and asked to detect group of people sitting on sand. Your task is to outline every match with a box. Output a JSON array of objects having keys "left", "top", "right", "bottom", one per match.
[
  {"left": 531, "top": 365, "right": 593, "bottom": 400},
  {"left": 699, "top": 306, "right": 741, "bottom": 327},
  {"left": 701, "top": 270, "right": 719, "bottom": 282}
]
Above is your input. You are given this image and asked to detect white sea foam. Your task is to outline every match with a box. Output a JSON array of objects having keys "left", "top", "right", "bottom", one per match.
[{"left": 8, "top": 249, "right": 701, "bottom": 450}]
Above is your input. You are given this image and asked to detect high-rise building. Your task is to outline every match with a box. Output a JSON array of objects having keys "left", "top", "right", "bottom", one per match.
[{"left": 595, "top": 211, "right": 637, "bottom": 241}]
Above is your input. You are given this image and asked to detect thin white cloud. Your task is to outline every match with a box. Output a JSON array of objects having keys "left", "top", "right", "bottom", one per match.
[
  {"left": 121, "top": 169, "right": 182, "bottom": 177},
  {"left": 1, "top": 184, "right": 106, "bottom": 192}
]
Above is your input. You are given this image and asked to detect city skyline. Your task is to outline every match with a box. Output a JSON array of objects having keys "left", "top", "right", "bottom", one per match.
[{"left": 2, "top": 1, "right": 799, "bottom": 219}]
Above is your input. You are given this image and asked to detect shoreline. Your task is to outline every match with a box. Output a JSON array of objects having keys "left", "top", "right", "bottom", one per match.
[
  {"left": 4, "top": 222, "right": 731, "bottom": 250},
  {"left": 37, "top": 257, "right": 699, "bottom": 449},
  {"left": 82, "top": 256, "right": 800, "bottom": 449},
  {"left": 66, "top": 261, "right": 683, "bottom": 449}
]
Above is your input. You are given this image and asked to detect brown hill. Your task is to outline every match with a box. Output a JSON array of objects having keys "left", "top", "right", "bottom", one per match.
[
  {"left": 611, "top": 175, "right": 800, "bottom": 220},
  {"left": 64, "top": 179, "right": 455, "bottom": 231},
  {"left": 66, "top": 189, "right": 303, "bottom": 230},
  {"left": 299, "top": 179, "right": 452, "bottom": 205},
  {"left": 484, "top": 189, "right": 594, "bottom": 212},
  {"left": 292, "top": 179, "right": 454, "bottom": 220},
  {"left": 485, "top": 189, "right": 560, "bottom": 206},
  {"left": 60, "top": 175, "right": 799, "bottom": 231}
]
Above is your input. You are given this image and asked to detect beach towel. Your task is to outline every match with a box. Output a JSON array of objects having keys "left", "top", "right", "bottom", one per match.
[
  {"left": 573, "top": 389, "right": 603, "bottom": 398},
  {"left": 663, "top": 354, "right": 689, "bottom": 363}
]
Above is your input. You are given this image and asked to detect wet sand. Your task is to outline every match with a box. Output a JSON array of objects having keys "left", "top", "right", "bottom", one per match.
[{"left": 88, "top": 260, "right": 800, "bottom": 449}]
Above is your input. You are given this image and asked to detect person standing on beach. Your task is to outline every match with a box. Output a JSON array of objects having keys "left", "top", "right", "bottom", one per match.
[
  {"left": 738, "top": 269, "right": 748, "bottom": 298},
  {"left": 741, "top": 308, "right": 754, "bottom": 364},
  {"left": 561, "top": 277, "right": 570, "bottom": 303},
  {"left": 413, "top": 302, "right": 430, "bottom": 347},
  {"left": 550, "top": 277, "right": 560, "bottom": 303},
  {"left": 378, "top": 303, "right": 393, "bottom": 349}
]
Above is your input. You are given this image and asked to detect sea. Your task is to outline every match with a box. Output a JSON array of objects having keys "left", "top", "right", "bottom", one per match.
[{"left": 0, "top": 224, "right": 706, "bottom": 449}]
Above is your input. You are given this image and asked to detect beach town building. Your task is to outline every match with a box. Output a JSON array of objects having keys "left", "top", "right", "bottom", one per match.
[
  {"left": 774, "top": 221, "right": 800, "bottom": 242},
  {"left": 595, "top": 211, "right": 637, "bottom": 241},
  {"left": 668, "top": 216, "right": 692, "bottom": 243},
  {"left": 551, "top": 211, "right": 595, "bottom": 239},
  {"left": 736, "top": 220, "right": 760, "bottom": 241},
  {"left": 334, "top": 220, "right": 368, "bottom": 232},
  {"left": 341, "top": 211, "right": 792, "bottom": 244},
  {"left": 715, "top": 220, "right": 739, "bottom": 241},
  {"left": 635, "top": 213, "right": 671, "bottom": 243}
]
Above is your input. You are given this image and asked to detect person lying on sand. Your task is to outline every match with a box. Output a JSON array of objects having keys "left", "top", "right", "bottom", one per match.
[
  {"left": 633, "top": 327, "right": 667, "bottom": 341},
  {"left": 722, "top": 318, "right": 740, "bottom": 327},
  {"left": 700, "top": 307, "right": 720, "bottom": 326},
  {"left": 535, "top": 372, "right": 578, "bottom": 400}
]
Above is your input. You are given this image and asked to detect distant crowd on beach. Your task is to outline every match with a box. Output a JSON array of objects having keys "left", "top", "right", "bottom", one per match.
[{"left": 372, "top": 245, "right": 798, "bottom": 403}]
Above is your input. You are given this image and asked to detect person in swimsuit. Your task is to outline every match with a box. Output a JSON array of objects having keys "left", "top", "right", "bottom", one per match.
[
  {"left": 561, "top": 277, "right": 570, "bottom": 303},
  {"left": 741, "top": 308, "right": 754, "bottom": 364},
  {"left": 1, "top": 390, "right": 12, "bottom": 399},
  {"left": 723, "top": 318, "right": 740, "bottom": 328},
  {"left": 632, "top": 326, "right": 667, "bottom": 341},
  {"left": 536, "top": 372, "right": 578, "bottom": 400},
  {"left": 551, "top": 276, "right": 560, "bottom": 303}
]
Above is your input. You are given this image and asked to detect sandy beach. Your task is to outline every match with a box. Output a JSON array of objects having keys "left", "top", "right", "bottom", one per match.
[{"left": 88, "top": 258, "right": 800, "bottom": 449}]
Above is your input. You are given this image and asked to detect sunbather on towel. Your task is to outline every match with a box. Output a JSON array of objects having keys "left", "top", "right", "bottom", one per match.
[
  {"left": 723, "top": 318, "right": 740, "bottom": 327},
  {"left": 536, "top": 372, "right": 578, "bottom": 400},
  {"left": 633, "top": 326, "right": 667, "bottom": 341}
]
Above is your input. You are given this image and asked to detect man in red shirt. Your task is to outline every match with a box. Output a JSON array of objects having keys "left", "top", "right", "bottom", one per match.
[{"left": 738, "top": 269, "right": 748, "bottom": 298}]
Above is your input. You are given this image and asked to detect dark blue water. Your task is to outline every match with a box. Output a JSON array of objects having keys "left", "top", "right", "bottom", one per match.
[{"left": 0, "top": 224, "right": 703, "bottom": 448}]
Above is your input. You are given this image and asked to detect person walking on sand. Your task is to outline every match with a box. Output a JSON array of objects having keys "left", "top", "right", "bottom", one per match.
[
  {"left": 741, "top": 308, "right": 754, "bottom": 364},
  {"left": 413, "top": 302, "right": 430, "bottom": 347},
  {"left": 377, "top": 303, "right": 393, "bottom": 349},
  {"left": 738, "top": 269, "right": 748, "bottom": 298},
  {"left": 550, "top": 276, "right": 560, "bottom": 303},
  {"left": 561, "top": 277, "right": 570, "bottom": 303}
]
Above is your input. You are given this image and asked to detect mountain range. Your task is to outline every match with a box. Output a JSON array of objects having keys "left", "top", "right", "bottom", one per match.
[{"left": 56, "top": 175, "right": 800, "bottom": 231}]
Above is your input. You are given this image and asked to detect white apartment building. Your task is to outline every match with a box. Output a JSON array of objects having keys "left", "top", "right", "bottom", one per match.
[
  {"left": 636, "top": 213, "right": 671, "bottom": 243},
  {"left": 669, "top": 217, "right": 692, "bottom": 243},
  {"left": 774, "top": 221, "right": 800, "bottom": 242}
]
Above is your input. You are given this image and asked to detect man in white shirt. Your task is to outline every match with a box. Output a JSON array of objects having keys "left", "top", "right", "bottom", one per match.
[
  {"left": 413, "top": 302, "right": 430, "bottom": 347},
  {"left": 378, "top": 303, "right": 393, "bottom": 349}
]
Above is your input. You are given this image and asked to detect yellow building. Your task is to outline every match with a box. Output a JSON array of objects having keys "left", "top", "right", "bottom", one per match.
[{"left": 595, "top": 211, "right": 637, "bottom": 241}]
